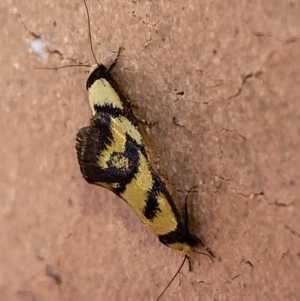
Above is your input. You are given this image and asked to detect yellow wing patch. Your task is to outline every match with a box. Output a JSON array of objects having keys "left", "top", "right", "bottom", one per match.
[
  {"left": 115, "top": 116, "right": 142, "bottom": 145},
  {"left": 150, "top": 193, "right": 178, "bottom": 235},
  {"left": 88, "top": 77, "right": 124, "bottom": 115},
  {"left": 121, "top": 152, "right": 154, "bottom": 214}
]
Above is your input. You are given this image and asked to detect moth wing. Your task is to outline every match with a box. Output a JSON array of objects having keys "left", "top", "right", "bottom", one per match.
[{"left": 76, "top": 112, "right": 140, "bottom": 193}]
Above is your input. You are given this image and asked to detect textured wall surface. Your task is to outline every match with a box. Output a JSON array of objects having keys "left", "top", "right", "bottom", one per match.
[{"left": 1, "top": 0, "right": 299, "bottom": 300}]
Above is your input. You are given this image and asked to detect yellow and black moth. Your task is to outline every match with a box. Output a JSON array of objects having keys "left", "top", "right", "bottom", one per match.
[
  {"left": 44, "top": 0, "right": 214, "bottom": 299},
  {"left": 76, "top": 61, "right": 206, "bottom": 253}
]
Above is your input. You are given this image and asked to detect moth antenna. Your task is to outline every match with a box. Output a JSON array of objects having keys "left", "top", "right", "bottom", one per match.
[
  {"left": 83, "top": 0, "right": 99, "bottom": 65},
  {"left": 194, "top": 247, "right": 215, "bottom": 263},
  {"left": 156, "top": 255, "right": 188, "bottom": 301},
  {"left": 36, "top": 64, "right": 90, "bottom": 70}
]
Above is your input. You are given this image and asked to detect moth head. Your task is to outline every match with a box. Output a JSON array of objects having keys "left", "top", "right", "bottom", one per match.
[{"left": 89, "top": 64, "right": 102, "bottom": 75}]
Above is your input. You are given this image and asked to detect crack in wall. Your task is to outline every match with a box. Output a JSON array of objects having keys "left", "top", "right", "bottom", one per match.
[
  {"left": 227, "top": 72, "right": 260, "bottom": 101},
  {"left": 284, "top": 224, "right": 300, "bottom": 239}
]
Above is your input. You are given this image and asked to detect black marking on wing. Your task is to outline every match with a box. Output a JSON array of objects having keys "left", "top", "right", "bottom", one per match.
[
  {"left": 76, "top": 112, "right": 140, "bottom": 194},
  {"left": 94, "top": 104, "right": 124, "bottom": 118},
  {"left": 143, "top": 187, "right": 162, "bottom": 220},
  {"left": 76, "top": 112, "right": 115, "bottom": 184},
  {"left": 158, "top": 226, "right": 201, "bottom": 249},
  {"left": 107, "top": 133, "right": 140, "bottom": 194},
  {"left": 143, "top": 170, "right": 181, "bottom": 221}
]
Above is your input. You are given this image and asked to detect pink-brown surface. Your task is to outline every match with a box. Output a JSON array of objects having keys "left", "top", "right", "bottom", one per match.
[{"left": 1, "top": 0, "right": 299, "bottom": 300}]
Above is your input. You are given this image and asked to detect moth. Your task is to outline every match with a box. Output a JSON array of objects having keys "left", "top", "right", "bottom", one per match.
[{"left": 76, "top": 59, "right": 208, "bottom": 253}]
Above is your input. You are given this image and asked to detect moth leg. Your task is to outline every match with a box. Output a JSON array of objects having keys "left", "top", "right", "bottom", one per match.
[
  {"left": 153, "top": 147, "right": 161, "bottom": 171},
  {"left": 181, "top": 185, "right": 198, "bottom": 226},
  {"left": 107, "top": 47, "right": 122, "bottom": 73},
  {"left": 130, "top": 102, "right": 140, "bottom": 109},
  {"left": 146, "top": 146, "right": 162, "bottom": 180},
  {"left": 136, "top": 116, "right": 158, "bottom": 127},
  {"left": 187, "top": 255, "right": 192, "bottom": 272}
]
